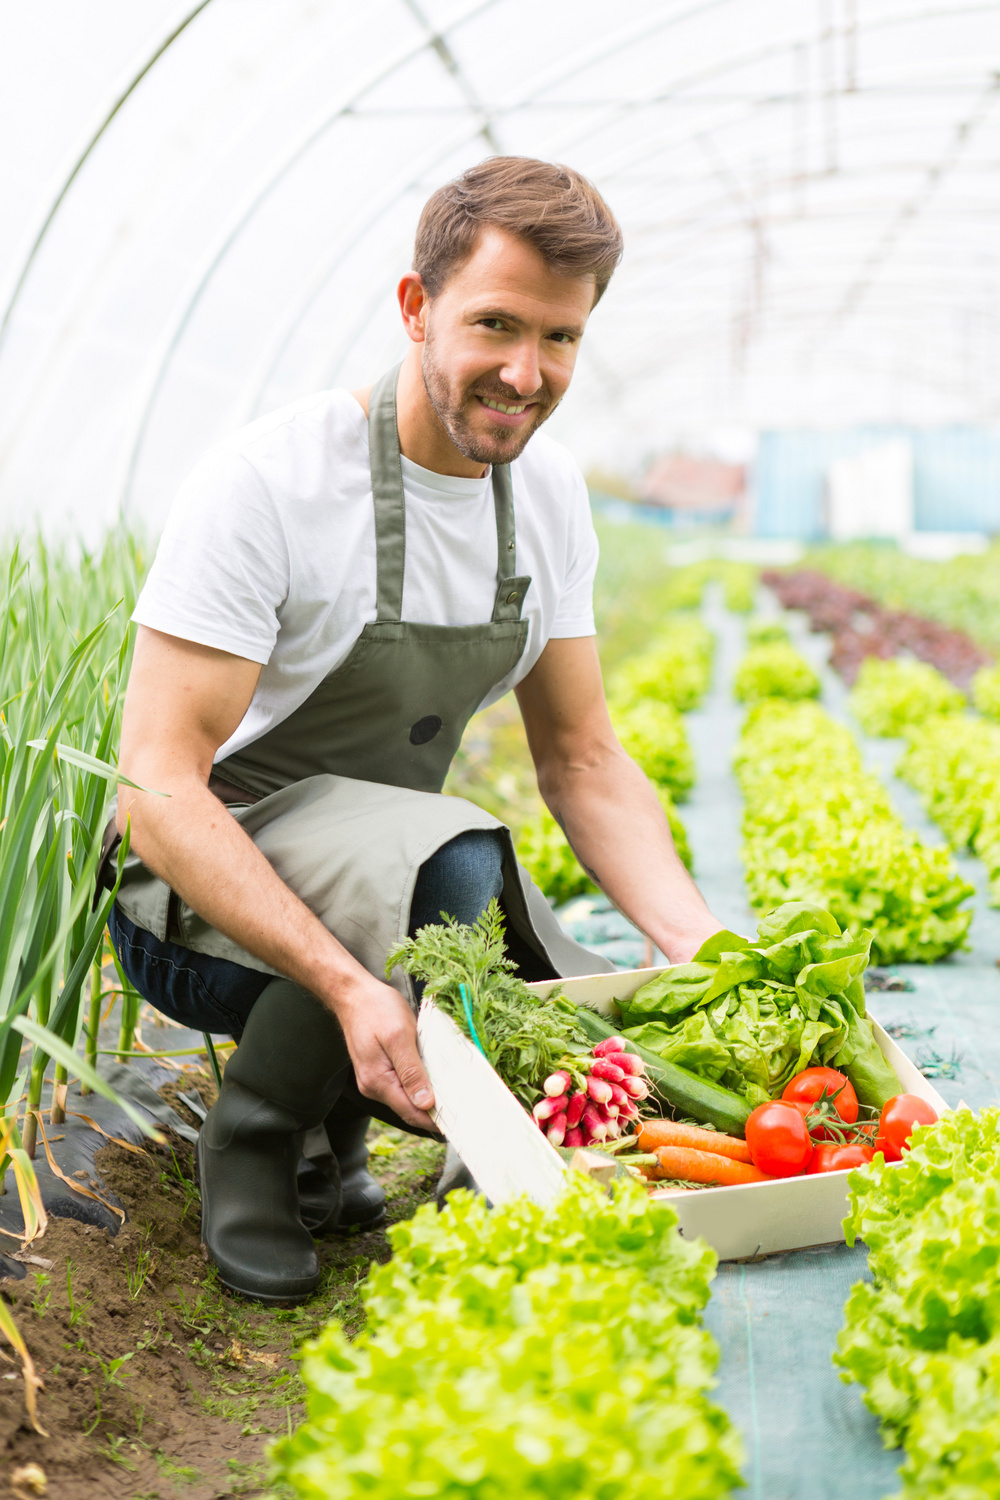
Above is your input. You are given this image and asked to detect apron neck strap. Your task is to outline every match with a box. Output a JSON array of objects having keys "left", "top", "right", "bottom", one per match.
[{"left": 368, "top": 363, "right": 521, "bottom": 623}]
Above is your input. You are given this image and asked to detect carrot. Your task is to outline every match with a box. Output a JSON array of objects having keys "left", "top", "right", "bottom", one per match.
[
  {"left": 644, "top": 1145, "right": 771, "bottom": 1187},
  {"left": 637, "top": 1119, "right": 753, "bottom": 1163}
]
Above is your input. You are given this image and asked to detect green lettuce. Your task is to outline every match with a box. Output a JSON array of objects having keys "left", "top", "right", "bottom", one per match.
[
  {"left": 618, "top": 901, "right": 902, "bottom": 1108},
  {"left": 849, "top": 657, "right": 965, "bottom": 737},
  {"left": 270, "top": 1177, "right": 743, "bottom": 1500},
  {"left": 836, "top": 1109, "right": 1000, "bottom": 1498},
  {"left": 737, "top": 699, "right": 973, "bottom": 962}
]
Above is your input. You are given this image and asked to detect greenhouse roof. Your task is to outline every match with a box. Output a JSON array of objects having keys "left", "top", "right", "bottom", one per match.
[{"left": 1, "top": 0, "right": 998, "bottom": 533}]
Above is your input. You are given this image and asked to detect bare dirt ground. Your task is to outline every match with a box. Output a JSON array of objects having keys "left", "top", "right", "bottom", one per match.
[{"left": 0, "top": 1066, "right": 445, "bottom": 1500}]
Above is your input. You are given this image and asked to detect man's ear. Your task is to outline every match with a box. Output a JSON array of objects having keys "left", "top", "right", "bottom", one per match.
[{"left": 397, "top": 272, "right": 428, "bottom": 343}]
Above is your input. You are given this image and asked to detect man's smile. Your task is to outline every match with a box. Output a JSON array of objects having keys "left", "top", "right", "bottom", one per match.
[{"left": 475, "top": 394, "right": 536, "bottom": 426}]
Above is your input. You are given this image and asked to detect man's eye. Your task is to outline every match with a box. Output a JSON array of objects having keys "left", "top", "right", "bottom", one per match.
[
  {"left": 549, "top": 332, "right": 575, "bottom": 345},
  {"left": 480, "top": 318, "right": 505, "bottom": 330}
]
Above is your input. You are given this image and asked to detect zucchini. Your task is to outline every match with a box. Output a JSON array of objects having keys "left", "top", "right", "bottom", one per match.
[{"left": 574, "top": 1004, "right": 752, "bottom": 1138}]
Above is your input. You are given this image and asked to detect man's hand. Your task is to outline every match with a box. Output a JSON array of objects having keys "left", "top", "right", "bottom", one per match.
[
  {"left": 335, "top": 973, "right": 437, "bottom": 1132},
  {"left": 516, "top": 637, "right": 725, "bottom": 962}
]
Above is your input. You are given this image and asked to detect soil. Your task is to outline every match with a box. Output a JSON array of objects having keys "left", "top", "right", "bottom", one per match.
[{"left": 0, "top": 1065, "right": 446, "bottom": 1500}]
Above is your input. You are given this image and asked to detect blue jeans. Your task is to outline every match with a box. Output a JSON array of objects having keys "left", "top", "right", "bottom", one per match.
[{"left": 108, "top": 828, "right": 524, "bottom": 1037}]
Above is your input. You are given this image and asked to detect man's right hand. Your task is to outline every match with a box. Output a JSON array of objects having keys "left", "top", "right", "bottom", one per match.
[{"left": 333, "top": 973, "right": 437, "bottom": 1132}]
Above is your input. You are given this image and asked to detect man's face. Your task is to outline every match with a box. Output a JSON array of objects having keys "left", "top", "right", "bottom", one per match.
[{"left": 419, "top": 227, "right": 595, "bottom": 466}]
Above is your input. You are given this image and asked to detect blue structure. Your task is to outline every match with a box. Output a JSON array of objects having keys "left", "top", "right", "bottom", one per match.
[{"left": 753, "top": 427, "right": 1000, "bottom": 539}]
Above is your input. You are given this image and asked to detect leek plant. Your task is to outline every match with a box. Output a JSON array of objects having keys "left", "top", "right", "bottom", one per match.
[{"left": 0, "top": 533, "right": 158, "bottom": 1182}]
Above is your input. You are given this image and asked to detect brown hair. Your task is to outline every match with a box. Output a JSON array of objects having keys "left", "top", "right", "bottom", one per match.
[{"left": 414, "top": 156, "right": 623, "bottom": 305}]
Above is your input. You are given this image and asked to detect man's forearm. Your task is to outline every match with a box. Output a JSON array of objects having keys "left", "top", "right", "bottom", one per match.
[
  {"left": 117, "top": 781, "right": 373, "bottom": 1011},
  {"left": 540, "top": 746, "right": 722, "bottom": 963}
]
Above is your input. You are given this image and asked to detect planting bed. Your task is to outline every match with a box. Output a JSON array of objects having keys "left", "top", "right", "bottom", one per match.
[
  {"left": 5, "top": 528, "right": 1000, "bottom": 1500},
  {"left": 0, "top": 1090, "right": 444, "bottom": 1500}
]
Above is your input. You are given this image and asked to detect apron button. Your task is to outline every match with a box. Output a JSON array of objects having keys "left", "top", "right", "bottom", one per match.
[
  {"left": 506, "top": 590, "right": 519, "bottom": 604},
  {"left": 507, "top": 540, "right": 515, "bottom": 550},
  {"left": 409, "top": 714, "right": 443, "bottom": 746}
]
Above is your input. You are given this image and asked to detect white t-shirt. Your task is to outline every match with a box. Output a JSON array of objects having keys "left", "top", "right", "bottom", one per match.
[{"left": 132, "top": 387, "right": 599, "bottom": 765}]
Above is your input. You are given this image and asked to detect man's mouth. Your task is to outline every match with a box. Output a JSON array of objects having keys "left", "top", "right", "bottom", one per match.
[{"left": 475, "top": 394, "right": 536, "bottom": 425}]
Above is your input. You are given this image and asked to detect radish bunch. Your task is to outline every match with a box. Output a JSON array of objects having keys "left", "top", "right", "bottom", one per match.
[{"left": 531, "top": 1035, "right": 650, "bottom": 1148}]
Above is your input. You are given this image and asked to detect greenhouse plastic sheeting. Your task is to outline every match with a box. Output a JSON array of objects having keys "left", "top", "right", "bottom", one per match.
[{"left": 3, "top": 2, "right": 1000, "bottom": 536}]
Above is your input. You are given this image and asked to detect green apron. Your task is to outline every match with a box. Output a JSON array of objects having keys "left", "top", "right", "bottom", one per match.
[{"left": 113, "top": 365, "right": 614, "bottom": 994}]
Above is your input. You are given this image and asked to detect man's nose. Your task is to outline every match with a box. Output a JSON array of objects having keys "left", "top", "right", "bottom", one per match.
[{"left": 498, "top": 341, "right": 542, "bottom": 397}]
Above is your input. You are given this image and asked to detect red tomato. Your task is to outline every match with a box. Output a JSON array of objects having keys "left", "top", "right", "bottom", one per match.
[
  {"left": 879, "top": 1095, "right": 938, "bottom": 1158},
  {"left": 807, "top": 1143, "right": 873, "bottom": 1173},
  {"left": 782, "top": 1067, "right": 859, "bottom": 1125},
  {"left": 874, "top": 1133, "right": 901, "bottom": 1162},
  {"left": 745, "top": 1101, "right": 814, "bottom": 1177},
  {"left": 805, "top": 1141, "right": 842, "bottom": 1174}
]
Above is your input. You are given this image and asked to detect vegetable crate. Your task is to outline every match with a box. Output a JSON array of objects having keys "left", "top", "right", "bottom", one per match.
[{"left": 417, "top": 967, "right": 948, "bottom": 1262}]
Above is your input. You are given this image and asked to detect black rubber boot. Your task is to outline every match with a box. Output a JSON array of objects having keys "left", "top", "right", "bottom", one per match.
[
  {"left": 198, "top": 979, "right": 349, "bottom": 1303},
  {"left": 297, "top": 1110, "right": 386, "bottom": 1235}
]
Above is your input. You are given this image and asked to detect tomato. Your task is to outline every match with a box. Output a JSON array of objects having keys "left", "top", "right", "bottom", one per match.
[
  {"left": 878, "top": 1095, "right": 938, "bottom": 1158},
  {"left": 745, "top": 1101, "right": 814, "bottom": 1177},
  {"left": 805, "top": 1141, "right": 842, "bottom": 1174},
  {"left": 807, "top": 1143, "right": 873, "bottom": 1173},
  {"left": 782, "top": 1067, "right": 859, "bottom": 1130}
]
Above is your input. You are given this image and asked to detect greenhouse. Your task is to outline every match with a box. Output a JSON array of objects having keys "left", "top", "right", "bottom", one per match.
[{"left": 1, "top": 4, "right": 1000, "bottom": 1498}]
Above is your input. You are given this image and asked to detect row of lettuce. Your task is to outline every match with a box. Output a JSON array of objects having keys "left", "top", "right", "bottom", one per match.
[
  {"left": 848, "top": 655, "right": 1000, "bottom": 906},
  {"left": 731, "top": 619, "right": 976, "bottom": 964},
  {"left": 271, "top": 1177, "right": 743, "bottom": 1499},
  {"left": 838, "top": 1108, "right": 1000, "bottom": 1498}
]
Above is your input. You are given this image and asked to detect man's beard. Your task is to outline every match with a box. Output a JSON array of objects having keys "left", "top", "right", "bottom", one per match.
[{"left": 421, "top": 333, "right": 555, "bottom": 466}]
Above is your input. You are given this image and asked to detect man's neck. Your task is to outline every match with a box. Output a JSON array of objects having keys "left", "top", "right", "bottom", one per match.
[{"left": 350, "top": 351, "right": 488, "bottom": 480}]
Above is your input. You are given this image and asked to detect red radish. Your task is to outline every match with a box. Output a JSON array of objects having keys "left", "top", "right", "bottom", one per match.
[
  {"left": 604, "top": 1119, "right": 621, "bottom": 1141},
  {"left": 546, "top": 1112, "right": 568, "bottom": 1146},
  {"left": 587, "top": 1076, "right": 613, "bottom": 1104},
  {"left": 564, "top": 1127, "right": 584, "bottom": 1148},
  {"left": 532, "top": 1096, "right": 563, "bottom": 1123},
  {"left": 620, "top": 1076, "right": 648, "bottom": 1100},
  {"left": 616, "top": 1053, "right": 646, "bottom": 1077},
  {"left": 594, "top": 1036, "right": 627, "bottom": 1057},
  {"left": 582, "top": 1105, "right": 607, "bottom": 1142},
  {"left": 608, "top": 1082, "right": 631, "bottom": 1111},
  {"left": 565, "top": 1091, "right": 587, "bottom": 1129},
  {"left": 591, "top": 1059, "right": 626, "bottom": 1084},
  {"left": 543, "top": 1069, "right": 571, "bottom": 1097}
]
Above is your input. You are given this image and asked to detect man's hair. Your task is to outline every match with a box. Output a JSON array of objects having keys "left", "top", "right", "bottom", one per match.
[{"left": 414, "top": 156, "right": 623, "bottom": 305}]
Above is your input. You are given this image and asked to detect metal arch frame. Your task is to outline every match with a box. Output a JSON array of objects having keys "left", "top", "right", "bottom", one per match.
[
  {"left": 120, "top": 0, "right": 739, "bottom": 491},
  {"left": 808, "top": 74, "right": 1000, "bottom": 350},
  {"left": 115, "top": 0, "right": 502, "bottom": 508},
  {"left": 3, "top": 0, "right": 993, "bottom": 498},
  {"left": 519, "top": 0, "right": 1000, "bottom": 184},
  {"left": 0, "top": 0, "right": 216, "bottom": 353},
  {"left": 401, "top": 0, "right": 502, "bottom": 151},
  {"left": 235, "top": 125, "right": 493, "bottom": 422},
  {"left": 234, "top": 0, "right": 512, "bottom": 421},
  {"left": 239, "top": 1, "right": 808, "bottom": 419},
  {"left": 298, "top": 1, "right": 999, "bottom": 415},
  {"left": 243, "top": 0, "right": 1000, "bottom": 439}
]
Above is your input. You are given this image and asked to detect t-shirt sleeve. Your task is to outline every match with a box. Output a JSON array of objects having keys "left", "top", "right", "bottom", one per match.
[
  {"left": 132, "top": 447, "right": 289, "bottom": 664},
  {"left": 548, "top": 466, "right": 599, "bottom": 638}
]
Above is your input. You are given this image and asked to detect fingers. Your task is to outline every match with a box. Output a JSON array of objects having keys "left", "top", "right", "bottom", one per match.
[
  {"left": 344, "top": 992, "right": 437, "bottom": 1131},
  {"left": 383, "top": 1027, "right": 435, "bottom": 1114},
  {"left": 359, "top": 1075, "right": 436, "bottom": 1133}
]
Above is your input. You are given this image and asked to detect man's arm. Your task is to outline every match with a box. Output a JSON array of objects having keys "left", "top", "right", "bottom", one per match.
[
  {"left": 515, "top": 636, "right": 723, "bottom": 963},
  {"left": 116, "top": 626, "right": 435, "bottom": 1129}
]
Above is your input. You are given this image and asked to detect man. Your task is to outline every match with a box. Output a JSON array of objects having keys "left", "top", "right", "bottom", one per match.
[{"left": 108, "top": 156, "right": 722, "bottom": 1303}]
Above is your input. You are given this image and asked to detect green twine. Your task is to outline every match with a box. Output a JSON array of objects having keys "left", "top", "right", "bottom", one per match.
[{"left": 459, "top": 984, "right": 488, "bottom": 1059}]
